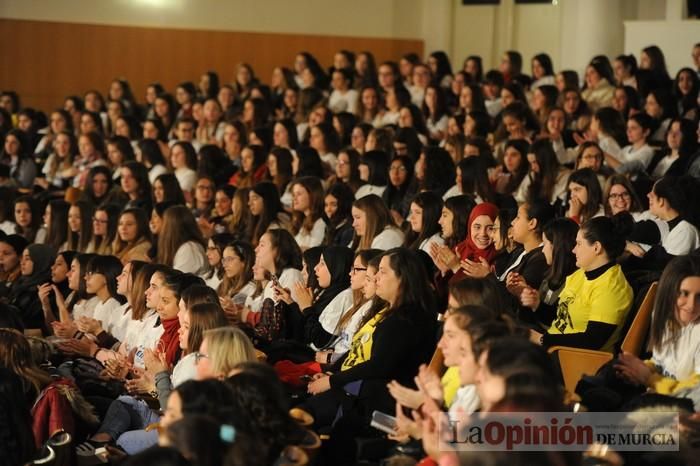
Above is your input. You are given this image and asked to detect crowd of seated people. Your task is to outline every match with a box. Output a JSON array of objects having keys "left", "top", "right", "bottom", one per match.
[{"left": 0, "top": 42, "right": 700, "bottom": 466}]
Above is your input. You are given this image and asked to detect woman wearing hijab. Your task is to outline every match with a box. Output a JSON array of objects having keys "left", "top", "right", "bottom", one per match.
[
  {"left": 300, "top": 246, "right": 355, "bottom": 350},
  {"left": 270, "top": 246, "right": 354, "bottom": 364},
  {"left": 436, "top": 202, "right": 499, "bottom": 286},
  {"left": 8, "top": 244, "right": 56, "bottom": 331}
]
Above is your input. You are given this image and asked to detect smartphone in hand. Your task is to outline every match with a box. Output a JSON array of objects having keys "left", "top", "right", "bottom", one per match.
[{"left": 370, "top": 410, "right": 397, "bottom": 435}]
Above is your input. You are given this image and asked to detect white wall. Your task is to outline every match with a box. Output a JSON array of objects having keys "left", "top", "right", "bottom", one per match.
[
  {"left": 625, "top": 21, "right": 699, "bottom": 75},
  {"left": 0, "top": 0, "right": 423, "bottom": 39}
]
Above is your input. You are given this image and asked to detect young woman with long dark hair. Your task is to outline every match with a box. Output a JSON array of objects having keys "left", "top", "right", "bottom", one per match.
[
  {"left": 323, "top": 182, "right": 355, "bottom": 247},
  {"left": 520, "top": 218, "right": 579, "bottom": 329},
  {"left": 405, "top": 191, "right": 444, "bottom": 253},
  {"left": 290, "top": 176, "right": 326, "bottom": 251},
  {"left": 351, "top": 195, "right": 404, "bottom": 251},
  {"left": 247, "top": 181, "right": 291, "bottom": 246},
  {"left": 615, "top": 256, "right": 700, "bottom": 403},
  {"left": 157, "top": 206, "right": 208, "bottom": 275}
]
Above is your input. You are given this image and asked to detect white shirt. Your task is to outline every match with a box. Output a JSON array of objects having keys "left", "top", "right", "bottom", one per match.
[
  {"left": 204, "top": 273, "right": 221, "bottom": 291},
  {"left": 92, "top": 297, "right": 123, "bottom": 335},
  {"left": 71, "top": 296, "right": 101, "bottom": 321},
  {"left": 328, "top": 89, "right": 359, "bottom": 114},
  {"left": 0, "top": 220, "right": 16, "bottom": 235},
  {"left": 371, "top": 226, "right": 404, "bottom": 250},
  {"left": 139, "top": 310, "right": 165, "bottom": 350},
  {"left": 317, "top": 288, "right": 355, "bottom": 338},
  {"left": 172, "top": 352, "right": 198, "bottom": 387},
  {"left": 409, "top": 86, "right": 425, "bottom": 106},
  {"left": 531, "top": 76, "right": 556, "bottom": 90},
  {"left": 354, "top": 184, "right": 386, "bottom": 199},
  {"left": 295, "top": 218, "right": 326, "bottom": 251},
  {"left": 109, "top": 303, "right": 132, "bottom": 343},
  {"left": 662, "top": 220, "right": 700, "bottom": 256},
  {"left": 652, "top": 154, "right": 679, "bottom": 178},
  {"left": 232, "top": 281, "right": 257, "bottom": 302},
  {"left": 173, "top": 241, "right": 208, "bottom": 275},
  {"left": 419, "top": 233, "right": 445, "bottom": 255},
  {"left": 320, "top": 152, "right": 338, "bottom": 171},
  {"left": 449, "top": 385, "right": 480, "bottom": 417},
  {"left": 599, "top": 135, "right": 621, "bottom": 159},
  {"left": 652, "top": 320, "right": 700, "bottom": 382},
  {"left": 615, "top": 144, "right": 655, "bottom": 173},
  {"left": 426, "top": 115, "right": 448, "bottom": 139},
  {"left": 262, "top": 267, "right": 304, "bottom": 303},
  {"left": 122, "top": 309, "right": 160, "bottom": 352},
  {"left": 148, "top": 164, "right": 168, "bottom": 184},
  {"left": 443, "top": 184, "right": 462, "bottom": 200},
  {"left": 374, "top": 111, "right": 399, "bottom": 128},
  {"left": 331, "top": 299, "right": 373, "bottom": 363}
]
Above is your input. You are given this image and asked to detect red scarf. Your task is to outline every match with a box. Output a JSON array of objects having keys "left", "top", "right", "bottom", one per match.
[
  {"left": 455, "top": 202, "right": 499, "bottom": 264},
  {"left": 158, "top": 317, "right": 181, "bottom": 367}
]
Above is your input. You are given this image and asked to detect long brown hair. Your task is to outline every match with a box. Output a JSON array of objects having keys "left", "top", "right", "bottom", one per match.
[
  {"left": 290, "top": 176, "right": 325, "bottom": 236},
  {"left": 351, "top": 194, "right": 393, "bottom": 251},
  {"left": 337, "top": 250, "right": 382, "bottom": 330},
  {"left": 229, "top": 187, "right": 252, "bottom": 239},
  {"left": 157, "top": 206, "right": 206, "bottom": 266},
  {"left": 186, "top": 302, "right": 228, "bottom": 355},
  {"left": 112, "top": 208, "right": 151, "bottom": 258},
  {"left": 219, "top": 241, "right": 255, "bottom": 298},
  {"left": 0, "top": 329, "right": 52, "bottom": 397},
  {"left": 129, "top": 262, "right": 163, "bottom": 320},
  {"left": 649, "top": 255, "right": 700, "bottom": 352},
  {"left": 67, "top": 200, "right": 95, "bottom": 252}
]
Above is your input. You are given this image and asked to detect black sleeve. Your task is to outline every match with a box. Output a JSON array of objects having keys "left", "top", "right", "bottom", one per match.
[
  {"left": 96, "top": 331, "right": 120, "bottom": 349},
  {"left": 628, "top": 220, "right": 661, "bottom": 246},
  {"left": 282, "top": 302, "right": 304, "bottom": 342},
  {"left": 329, "top": 316, "right": 418, "bottom": 388},
  {"left": 518, "top": 251, "right": 548, "bottom": 290},
  {"left": 541, "top": 321, "right": 617, "bottom": 350},
  {"left": 303, "top": 306, "right": 336, "bottom": 349},
  {"left": 533, "top": 302, "right": 557, "bottom": 328}
]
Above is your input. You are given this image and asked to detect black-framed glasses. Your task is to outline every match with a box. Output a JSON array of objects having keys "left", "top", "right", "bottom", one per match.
[
  {"left": 92, "top": 217, "right": 108, "bottom": 224},
  {"left": 352, "top": 267, "right": 367, "bottom": 274}
]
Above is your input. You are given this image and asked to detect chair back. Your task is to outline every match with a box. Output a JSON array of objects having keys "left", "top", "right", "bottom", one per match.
[
  {"left": 289, "top": 408, "right": 314, "bottom": 427},
  {"left": 29, "top": 445, "right": 55, "bottom": 465},
  {"left": 298, "top": 429, "right": 321, "bottom": 463},
  {"left": 276, "top": 445, "right": 309, "bottom": 466},
  {"left": 620, "top": 282, "right": 657, "bottom": 356},
  {"left": 427, "top": 347, "right": 445, "bottom": 376},
  {"left": 47, "top": 430, "right": 72, "bottom": 466}
]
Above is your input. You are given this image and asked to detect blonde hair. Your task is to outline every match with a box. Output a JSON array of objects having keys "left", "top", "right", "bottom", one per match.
[{"left": 202, "top": 327, "right": 256, "bottom": 376}]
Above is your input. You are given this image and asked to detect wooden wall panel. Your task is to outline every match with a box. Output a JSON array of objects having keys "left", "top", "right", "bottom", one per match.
[{"left": 0, "top": 18, "right": 423, "bottom": 114}]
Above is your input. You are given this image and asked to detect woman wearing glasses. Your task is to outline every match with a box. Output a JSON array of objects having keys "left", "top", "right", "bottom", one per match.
[
  {"left": 86, "top": 204, "right": 121, "bottom": 255},
  {"left": 603, "top": 175, "right": 644, "bottom": 218},
  {"left": 218, "top": 241, "right": 256, "bottom": 325}
]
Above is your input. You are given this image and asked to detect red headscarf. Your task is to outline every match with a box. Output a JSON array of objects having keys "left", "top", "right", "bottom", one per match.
[{"left": 455, "top": 202, "right": 499, "bottom": 264}]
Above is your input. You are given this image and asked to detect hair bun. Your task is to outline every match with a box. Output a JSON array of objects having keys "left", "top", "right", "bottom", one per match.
[{"left": 610, "top": 211, "right": 634, "bottom": 239}]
